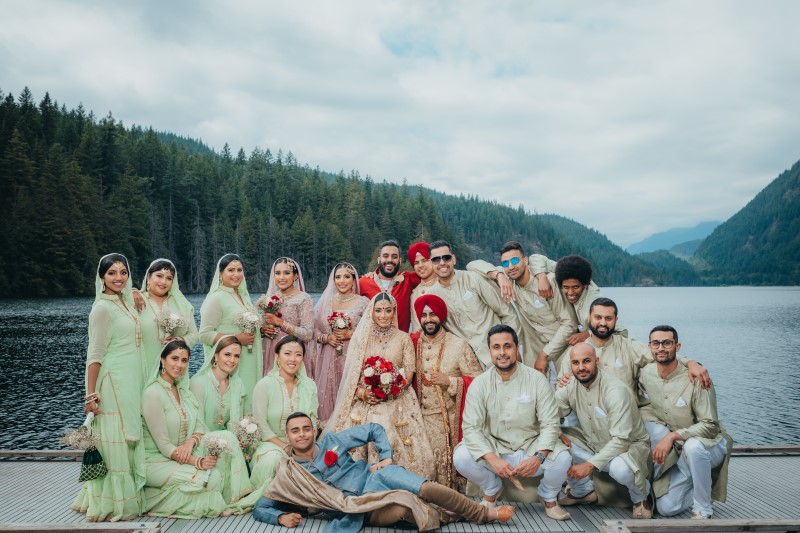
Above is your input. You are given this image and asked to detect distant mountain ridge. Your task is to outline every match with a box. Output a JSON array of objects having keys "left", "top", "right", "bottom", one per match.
[{"left": 627, "top": 221, "right": 720, "bottom": 254}]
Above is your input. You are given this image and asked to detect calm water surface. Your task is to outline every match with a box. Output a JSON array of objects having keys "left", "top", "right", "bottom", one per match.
[{"left": 0, "top": 287, "right": 798, "bottom": 448}]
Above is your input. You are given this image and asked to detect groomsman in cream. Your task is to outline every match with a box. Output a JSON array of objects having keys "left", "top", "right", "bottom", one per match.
[
  {"left": 453, "top": 325, "right": 572, "bottom": 521},
  {"left": 554, "top": 343, "right": 652, "bottom": 519},
  {"left": 639, "top": 325, "right": 732, "bottom": 520},
  {"left": 558, "top": 298, "right": 711, "bottom": 398},
  {"left": 467, "top": 241, "right": 574, "bottom": 375},
  {"left": 427, "top": 240, "right": 522, "bottom": 367}
]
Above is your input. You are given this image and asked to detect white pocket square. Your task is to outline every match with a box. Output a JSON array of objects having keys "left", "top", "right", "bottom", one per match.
[
  {"left": 517, "top": 393, "right": 533, "bottom": 404},
  {"left": 594, "top": 406, "right": 607, "bottom": 418},
  {"left": 675, "top": 397, "right": 687, "bottom": 407}
]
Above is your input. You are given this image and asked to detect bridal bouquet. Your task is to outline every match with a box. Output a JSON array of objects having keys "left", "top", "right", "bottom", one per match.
[
  {"left": 200, "top": 435, "right": 233, "bottom": 486},
  {"left": 362, "top": 356, "right": 406, "bottom": 401},
  {"left": 158, "top": 311, "right": 187, "bottom": 339},
  {"left": 327, "top": 311, "right": 352, "bottom": 355},
  {"left": 233, "top": 310, "right": 261, "bottom": 353},
  {"left": 256, "top": 294, "right": 283, "bottom": 317},
  {"left": 228, "top": 416, "right": 261, "bottom": 461}
]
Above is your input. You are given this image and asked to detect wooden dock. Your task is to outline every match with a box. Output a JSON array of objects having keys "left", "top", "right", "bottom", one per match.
[{"left": 1, "top": 449, "right": 799, "bottom": 532}]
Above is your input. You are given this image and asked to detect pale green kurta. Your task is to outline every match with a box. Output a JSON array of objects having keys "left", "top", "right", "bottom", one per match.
[
  {"left": 460, "top": 363, "right": 566, "bottom": 461},
  {"left": 249, "top": 372, "right": 318, "bottom": 499},
  {"left": 639, "top": 360, "right": 732, "bottom": 501},
  {"left": 427, "top": 270, "right": 522, "bottom": 367},
  {"left": 554, "top": 370, "right": 651, "bottom": 497},
  {"left": 142, "top": 377, "right": 253, "bottom": 518},
  {"left": 140, "top": 294, "right": 200, "bottom": 378},
  {"left": 467, "top": 260, "right": 574, "bottom": 367},
  {"left": 189, "top": 371, "right": 246, "bottom": 433},
  {"left": 528, "top": 254, "right": 628, "bottom": 338},
  {"left": 72, "top": 295, "right": 146, "bottom": 522},
  {"left": 199, "top": 286, "right": 262, "bottom": 414}
]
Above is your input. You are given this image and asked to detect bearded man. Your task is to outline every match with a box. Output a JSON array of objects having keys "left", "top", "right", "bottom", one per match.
[
  {"left": 410, "top": 294, "right": 483, "bottom": 490},
  {"left": 359, "top": 239, "right": 421, "bottom": 331}
]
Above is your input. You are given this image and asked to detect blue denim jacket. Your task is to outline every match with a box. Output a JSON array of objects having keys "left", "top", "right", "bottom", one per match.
[{"left": 253, "top": 423, "right": 427, "bottom": 532}]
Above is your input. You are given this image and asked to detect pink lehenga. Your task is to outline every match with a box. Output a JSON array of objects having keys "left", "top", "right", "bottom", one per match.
[
  {"left": 313, "top": 263, "right": 369, "bottom": 424},
  {"left": 260, "top": 258, "right": 315, "bottom": 377},
  {"left": 324, "top": 295, "right": 434, "bottom": 479}
]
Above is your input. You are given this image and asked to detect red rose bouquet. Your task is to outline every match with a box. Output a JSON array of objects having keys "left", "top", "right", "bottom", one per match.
[
  {"left": 256, "top": 294, "right": 284, "bottom": 317},
  {"left": 327, "top": 311, "right": 352, "bottom": 355},
  {"left": 362, "top": 355, "right": 406, "bottom": 401}
]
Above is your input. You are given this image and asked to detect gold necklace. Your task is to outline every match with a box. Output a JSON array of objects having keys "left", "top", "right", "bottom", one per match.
[
  {"left": 109, "top": 295, "right": 141, "bottom": 347},
  {"left": 164, "top": 379, "right": 189, "bottom": 442},
  {"left": 210, "top": 373, "right": 227, "bottom": 427},
  {"left": 335, "top": 292, "right": 358, "bottom": 302}
]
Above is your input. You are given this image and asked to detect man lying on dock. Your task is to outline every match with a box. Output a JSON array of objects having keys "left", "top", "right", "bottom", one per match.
[{"left": 253, "top": 412, "right": 514, "bottom": 532}]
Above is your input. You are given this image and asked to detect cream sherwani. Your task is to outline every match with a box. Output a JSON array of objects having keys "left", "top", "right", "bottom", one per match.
[
  {"left": 453, "top": 364, "right": 570, "bottom": 500},
  {"left": 554, "top": 370, "right": 651, "bottom": 501},
  {"left": 414, "top": 329, "right": 483, "bottom": 489},
  {"left": 528, "top": 254, "right": 628, "bottom": 338},
  {"left": 467, "top": 260, "right": 574, "bottom": 368},
  {"left": 428, "top": 270, "right": 522, "bottom": 367},
  {"left": 638, "top": 360, "right": 731, "bottom": 516}
]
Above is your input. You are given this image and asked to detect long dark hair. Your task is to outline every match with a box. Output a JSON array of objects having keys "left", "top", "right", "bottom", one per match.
[{"left": 98, "top": 254, "right": 129, "bottom": 278}]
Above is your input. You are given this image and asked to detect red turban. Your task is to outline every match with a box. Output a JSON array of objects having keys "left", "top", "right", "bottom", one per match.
[
  {"left": 407, "top": 242, "right": 430, "bottom": 263},
  {"left": 414, "top": 294, "right": 448, "bottom": 324}
]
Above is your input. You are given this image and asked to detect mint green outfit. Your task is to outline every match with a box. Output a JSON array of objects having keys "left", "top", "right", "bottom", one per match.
[
  {"left": 141, "top": 357, "right": 254, "bottom": 518},
  {"left": 71, "top": 254, "right": 146, "bottom": 522},
  {"left": 248, "top": 359, "right": 318, "bottom": 499},
  {"left": 199, "top": 256, "right": 263, "bottom": 414},
  {"left": 139, "top": 259, "right": 200, "bottom": 378},
  {"left": 189, "top": 336, "right": 247, "bottom": 432}
]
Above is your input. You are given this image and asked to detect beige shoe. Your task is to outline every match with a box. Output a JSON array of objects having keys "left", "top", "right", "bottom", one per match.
[
  {"left": 632, "top": 500, "right": 652, "bottom": 519},
  {"left": 480, "top": 498, "right": 497, "bottom": 509},
  {"left": 544, "top": 503, "right": 571, "bottom": 521},
  {"left": 691, "top": 512, "right": 710, "bottom": 519},
  {"left": 558, "top": 488, "right": 598, "bottom": 506}
]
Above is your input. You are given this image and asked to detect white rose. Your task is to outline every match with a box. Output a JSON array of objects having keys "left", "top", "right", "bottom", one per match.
[
  {"left": 398, "top": 368, "right": 406, "bottom": 378},
  {"left": 240, "top": 417, "right": 250, "bottom": 426},
  {"left": 246, "top": 423, "right": 258, "bottom": 434},
  {"left": 244, "top": 311, "right": 258, "bottom": 321},
  {"left": 334, "top": 317, "right": 347, "bottom": 329},
  {"left": 380, "top": 372, "right": 392, "bottom": 385},
  {"left": 363, "top": 367, "right": 375, "bottom": 377},
  {"left": 170, "top": 313, "right": 181, "bottom": 321}
]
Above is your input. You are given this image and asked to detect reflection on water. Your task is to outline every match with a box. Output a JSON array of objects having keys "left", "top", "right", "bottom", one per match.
[{"left": 0, "top": 287, "right": 798, "bottom": 449}]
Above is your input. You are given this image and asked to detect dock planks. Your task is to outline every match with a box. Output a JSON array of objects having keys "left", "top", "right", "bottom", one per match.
[{"left": 1, "top": 455, "right": 799, "bottom": 533}]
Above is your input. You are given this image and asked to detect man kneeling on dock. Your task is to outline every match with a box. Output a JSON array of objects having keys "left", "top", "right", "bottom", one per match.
[
  {"left": 639, "top": 325, "right": 732, "bottom": 519},
  {"left": 253, "top": 412, "right": 514, "bottom": 531}
]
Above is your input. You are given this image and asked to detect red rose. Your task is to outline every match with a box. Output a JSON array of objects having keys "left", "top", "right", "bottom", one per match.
[
  {"left": 390, "top": 385, "right": 401, "bottom": 396},
  {"left": 324, "top": 450, "right": 339, "bottom": 467},
  {"left": 381, "top": 361, "right": 393, "bottom": 372},
  {"left": 277, "top": 312, "right": 282, "bottom": 318},
  {"left": 373, "top": 388, "right": 387, "bottom": 400},
  {"left": 394, "top": 375, "right": 405, "bottom": 386}
]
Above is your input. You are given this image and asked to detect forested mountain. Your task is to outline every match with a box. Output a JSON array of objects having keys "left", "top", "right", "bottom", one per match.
[
  {"left": 693, "top": 160, "right": 800, "bottom": 284},
  {"left": 0, "top": 87, "right": 767, "bottom": 298}
]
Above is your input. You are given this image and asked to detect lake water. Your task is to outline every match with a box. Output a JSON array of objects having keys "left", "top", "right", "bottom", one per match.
[{"left": 0, "top": 286, "right": 798, "bottom": 449}]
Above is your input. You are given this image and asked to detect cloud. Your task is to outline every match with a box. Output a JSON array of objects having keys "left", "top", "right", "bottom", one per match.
[{"left": 2, "top": 0, "right": 798, "bottom": 246}]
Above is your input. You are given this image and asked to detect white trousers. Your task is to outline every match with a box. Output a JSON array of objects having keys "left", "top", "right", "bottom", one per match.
[
  {"left": 645, "top": 422, "right": 727, "bottom": 517},
  {"left": 567, "top": 443, "right": 649, "bottom": 503},
  {"left": 453, "top": 445, "right": 571, "bottom": 501}
]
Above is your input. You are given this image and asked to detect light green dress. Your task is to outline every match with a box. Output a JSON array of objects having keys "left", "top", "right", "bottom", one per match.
[
  {"left": 249, "top": 361, "right": 318, "bottom": 499},
  {"left": 199, "top": 256, "right": 262, "bottom": 414},
  {"left": 189, "top": 336, "right": 247, "bottom": 433},
  {"left": 141, "top": 368, "right": 254, "bottom": 518},
  {"left": 71, "top": 254, "right": 146, "bottom": 522},
  {"left": 139, "top": 259, "right": 200, "bottom": 378}
]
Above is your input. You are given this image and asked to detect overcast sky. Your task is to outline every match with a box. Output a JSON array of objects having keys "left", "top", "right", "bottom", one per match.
[{"left": 2, "top": 1, "right": 798, "bottom": 247}]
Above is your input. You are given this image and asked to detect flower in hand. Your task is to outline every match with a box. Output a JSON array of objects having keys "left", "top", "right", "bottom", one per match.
[{"left": 324, "top": 445, "right": 339, "bottom": 467}]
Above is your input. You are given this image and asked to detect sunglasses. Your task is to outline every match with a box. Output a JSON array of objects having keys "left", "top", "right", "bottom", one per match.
[
  {"left": 431, "top": 254, "right": 453, "bottom": 264},
  {"left": 501, "top": 257, "right": 522, "bottom": 268}
]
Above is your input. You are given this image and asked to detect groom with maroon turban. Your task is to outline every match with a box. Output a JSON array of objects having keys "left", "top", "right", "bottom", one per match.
[{"left": 411, "top": 294, "right": 483, "bottom": 490}]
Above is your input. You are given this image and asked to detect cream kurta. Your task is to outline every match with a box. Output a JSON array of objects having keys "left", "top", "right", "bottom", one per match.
[
  {"left": 559, "top": 334, "right": 650, "bottom": 391},
  {"left": 528, "top": 254, "right": 628, "bottom": 338},
  {"left": 638, "top": 360, "right": 732, "bottom": 500},
  {"left": 427, "top": 270, "right": 522, "bottom": 367},
  {"left": 460, "top": 363, "right": 565, "bottom": 461},
  {"left": 414, "top": 329, "right": 483, "bottom": 488},
  {"left": 554, "top": 370, "right": 650, "bottom": 495},
  {"left": 467, "top": 260, "right": 574, "bottom": 367}
]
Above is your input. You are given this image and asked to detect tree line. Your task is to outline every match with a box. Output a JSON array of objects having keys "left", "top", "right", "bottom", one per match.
[{"left": 0, "top": 87, "right": 712, "bottom": 298}]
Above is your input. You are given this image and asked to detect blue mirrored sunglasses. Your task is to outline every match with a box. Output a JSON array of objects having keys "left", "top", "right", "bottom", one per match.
[{"left": 501, "top": 257, "right": 522, "bottom": 268}]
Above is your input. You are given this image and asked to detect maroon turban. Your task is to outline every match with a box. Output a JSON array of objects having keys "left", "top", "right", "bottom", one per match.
[
  {"left": 407, "top": 242, "right": 430, "bottom": 263},
  {"left": 414, "top": 294, "right": 448, "bottom": 324}
]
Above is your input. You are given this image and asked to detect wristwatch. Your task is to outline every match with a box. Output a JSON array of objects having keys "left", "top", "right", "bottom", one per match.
[{"left": 534, "top": 451, "right": 547, "bottom": 462}]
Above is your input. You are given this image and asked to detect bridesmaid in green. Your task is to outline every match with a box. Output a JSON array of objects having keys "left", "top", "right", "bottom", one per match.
[
  {"left": 199, "top": 254, "right": 262, "bottom": 414},
  {"left": 190, "top": 335, "right": 247, "bottom": 432},
  {"left": 249, "top": 335, "right": 318, "bottom": 498},
  {"left": 142, "top": 339, "right": 254, "bottom": 518},
  {"left": 71, "top": 253, "right": 145, "bottom": 522},
  {"left": 139, "top": 258, "right": 199, "bottom": 377}
]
